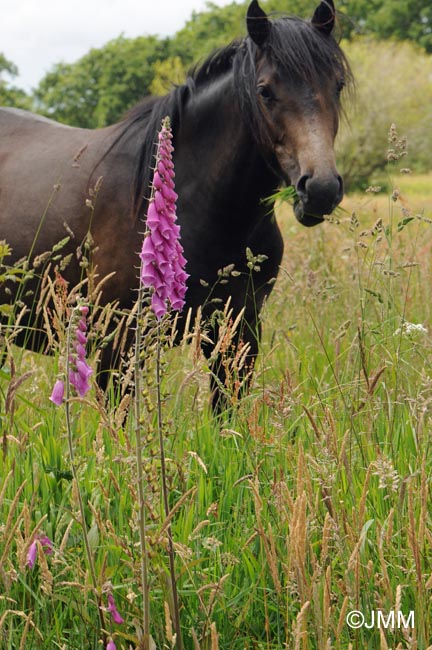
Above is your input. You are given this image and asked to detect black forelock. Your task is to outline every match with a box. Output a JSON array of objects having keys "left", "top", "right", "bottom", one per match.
[{"left": 264, "top": 16, "right": 351, "bottom": 85}]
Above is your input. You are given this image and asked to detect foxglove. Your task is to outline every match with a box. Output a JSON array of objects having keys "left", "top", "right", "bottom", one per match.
[
  {"left": 50, "top": 304, "right": 92, "bottom": 404},
  {"left": 27, "top": 534, "right": 53, "bottom": 569},
  {"left": 68, "top": 305, "right": 92, "bottom": 397},
  {"left": 107, "top": 593, "right": 124, "bottom": 624},
  {"left": 50, "top": 379, "right": 65, "bottom": 406},
  {"left": 139, "top": 116, "right": 188, "bottom": 319}
]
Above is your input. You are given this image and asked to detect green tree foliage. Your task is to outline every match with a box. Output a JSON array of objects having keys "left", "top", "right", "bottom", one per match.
[
  {"left": 337, "top": 38, "right": 432, "bottom": 189},
  {"left": 169, "top": 1, "right": 319, "bottom": 66},
  {"left": 0, "top": 53, "right": 30, "bottom": 109},
  {"left": 33, "top": 35, "right": 169, "bottom": 128},
  {"left": 149, "top": 57, "right": 187, "bottom": 96},
  {"left": 342, "top": 0, "right": 432, "bottom": 52},
  {"left": 169, "top": 2, "right": 246, "bottom": 65}
]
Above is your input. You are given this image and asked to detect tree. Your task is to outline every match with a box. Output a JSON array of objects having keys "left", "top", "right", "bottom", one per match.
[
  {"left": 34, "top": 35, "right": 169, "bottom": 127},
  {"left": 0, "top": 53, "right": 30, "bottom": 110},
  {"left": 169, "top": 1, "right": 321, "bottom": 67},
  {"left": 169, "top": 2, "right": 247, "bottom": 66},
  {"left": 336, "top": 38, "right": 432, "bottom": 189},
  {"left": 339, "top": 0, "right": 432, "bottom": 51},
  {"left": 149, "top": 57, "right": 186, "bottom": 96}
]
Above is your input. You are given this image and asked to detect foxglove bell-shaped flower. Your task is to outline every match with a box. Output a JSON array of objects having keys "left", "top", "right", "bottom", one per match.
[
  {"left": 107, "top": 593, "right": 124, "bottom": 624},
  {"left": 27, "top": 534, "right": 53, "bottom": 569},
  {"left": 50, "top": 379, "right": 65, "bottom": 406},
  {"left": 27, "top": 540, "right": 38, "bottom": 569},
  {"left": 139, "top": 116, "right": 188, "bottom": 319}
]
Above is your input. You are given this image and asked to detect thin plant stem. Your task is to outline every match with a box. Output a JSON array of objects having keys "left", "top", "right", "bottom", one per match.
[
  {"left": 132, "top": 127, "right": 166, "bottom": 650},
  {"left": 156, "top": 321, "right": 183, "bottom": 650},
  {"left": 64, "top": 306, "right": 106, "bottom": 640},
  {"left": 134, "top": 284, "right": 151, "bottom": 650}
]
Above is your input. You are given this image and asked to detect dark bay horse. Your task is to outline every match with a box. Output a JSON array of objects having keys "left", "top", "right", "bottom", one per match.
[{"left": 0, "top": 0, "right": 350, "bottom": 409}]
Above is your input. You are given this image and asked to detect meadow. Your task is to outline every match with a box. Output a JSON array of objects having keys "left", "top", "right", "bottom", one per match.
[{"left": 1, "top": 166, "right": 432, "bottom": 649}]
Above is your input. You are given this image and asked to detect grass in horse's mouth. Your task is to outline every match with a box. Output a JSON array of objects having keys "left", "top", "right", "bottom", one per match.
[
  {"left": 263, "top": 185, "right": 299, "bottom": 209},
  {"left": 263, "top": 185, "right": 348, "bottom": 221}
]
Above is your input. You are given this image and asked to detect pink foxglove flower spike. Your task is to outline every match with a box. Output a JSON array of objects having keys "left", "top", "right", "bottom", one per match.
[
  {"left": 68, "top": 305, "right": 92, "bottom": 397},
  {"left": 50, "top": 303, "right": 92, "bottom": 404},
  {"left": 139, "top": 116, "right": 188, "bottom": 319}
]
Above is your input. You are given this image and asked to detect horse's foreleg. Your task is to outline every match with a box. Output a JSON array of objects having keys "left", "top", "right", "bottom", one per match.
[
  {"left": 94, "top": 323, "right": 134, "bottom": 398},
  {"left": 203, "top": 314, "right": 262, "bottom": 414}
]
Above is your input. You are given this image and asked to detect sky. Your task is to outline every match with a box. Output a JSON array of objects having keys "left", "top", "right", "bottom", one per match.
[{"left": 2, "top": 0, "right": 238, "bottom": 91}]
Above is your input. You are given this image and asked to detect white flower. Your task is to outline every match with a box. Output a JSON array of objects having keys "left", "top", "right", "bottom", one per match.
[{"left": 394, "top": 321, "right": 428, "bottom": 337}]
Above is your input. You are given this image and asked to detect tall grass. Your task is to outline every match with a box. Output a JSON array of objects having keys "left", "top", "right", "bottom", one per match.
[{"left": 1, "top": 165, "right": 432, "bottom": 648}]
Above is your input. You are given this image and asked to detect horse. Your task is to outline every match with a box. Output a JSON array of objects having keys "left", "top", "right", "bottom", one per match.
[{"left": 0, "top": 0, "right": 351, "bottom": 410}]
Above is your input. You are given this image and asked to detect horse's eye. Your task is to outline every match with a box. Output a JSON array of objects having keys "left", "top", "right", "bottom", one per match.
[
  {"left": 257, "top": 85, "right": 275, "bottom": 102},
  {"left": 336, "top": 78, "right": 345, "bottom": 96}
]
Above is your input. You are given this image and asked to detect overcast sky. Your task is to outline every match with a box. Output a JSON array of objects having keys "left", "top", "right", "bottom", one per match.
[{"left": 2, "top": 0, "right": 238, "bottom": 91}]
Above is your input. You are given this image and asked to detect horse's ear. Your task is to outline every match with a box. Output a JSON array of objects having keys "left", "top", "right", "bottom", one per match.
[
  {"left": 246, "top": 0, "right": 271, "bottom": 47},
  {"left": 311, "top": 0, "right": 335, "bottom": 35}
]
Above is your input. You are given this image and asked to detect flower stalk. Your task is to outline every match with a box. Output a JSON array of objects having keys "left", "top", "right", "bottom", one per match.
[
  {"left": 133, "top": 299, "right": 151, "bottom": 650},
  {"left": 53, "top": 302, "right": 106, "bottom": 640},
  {"left": 155, "top": 322, "right": 183, "bottom": 650},
  {"left": 135, "top": 116, "right": 187, "bottom": 650}
]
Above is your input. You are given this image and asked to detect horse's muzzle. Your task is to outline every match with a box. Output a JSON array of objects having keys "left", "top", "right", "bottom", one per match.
[
  {"left": 294, "top": 173, "right": 343, "bottom": 227},
  {"left": 293, "top": 200, "right": 325, "bottom": 227}
]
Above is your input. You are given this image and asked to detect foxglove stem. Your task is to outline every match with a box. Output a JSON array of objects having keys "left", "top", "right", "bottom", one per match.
[
  {"left": 155, "top": 323, "right": 183, "bottom": 650},
  {"left": 135, "top": 116, "right": 187, "bottom": 650},
  {"left": 134, "top": 278, "right": 151, "bottom": 650},
  {"left": 64, "top": 303, "right": 106, "bottom": 641}
]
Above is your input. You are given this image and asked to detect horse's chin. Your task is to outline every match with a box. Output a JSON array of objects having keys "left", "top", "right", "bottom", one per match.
[{"left": 293, "top": 200, "right": 325, "bottom": 227}]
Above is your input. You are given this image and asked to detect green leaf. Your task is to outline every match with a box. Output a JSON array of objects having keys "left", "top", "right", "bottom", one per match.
[
  {"left": 364, "top": 288, "right": 384, "bottom": 304},
  {"left": 397, "top": 216, "right": 415, "bottom": 231}
]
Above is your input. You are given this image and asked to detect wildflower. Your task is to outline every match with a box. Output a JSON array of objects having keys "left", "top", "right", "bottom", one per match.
[
  {"left": 139, "top": 116, "right": 188, "bottom": 319},
  {"left": 49, "top": 379, "right": 65, "bottom": 406},
  {"left": 373, "top": 458, "right": 400, "bottom": 493},
  {"left": 106, "top": 640, "right": 116, "bottom": 650},
  {"left": 27, "top": 541, "right": 37, "bottom": 569},
  {"left": 68, "top": 305, "right": 92, "bottom": 397},
  {"left": 202, "top": 536, "right": 223, "bottom": 552},
  {"left": 50, "top": 304, "right": 92, "bottom": 404},
  {"left": 394, "top": 321, "right": 428, "bottom": 337},
  {"left": 107, "top": 593, "right": 124, "bottom": 624},
  {"left": 27, "top": 534, "right": 53, "bottom": 569}
]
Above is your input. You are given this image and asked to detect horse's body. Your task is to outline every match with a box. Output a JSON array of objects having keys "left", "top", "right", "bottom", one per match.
[
  {"left": 0, "top": 108, "right": 150, "bottom": 302},
  {"left": 0, "top": 0, "right": 350, "bottom": 408}
]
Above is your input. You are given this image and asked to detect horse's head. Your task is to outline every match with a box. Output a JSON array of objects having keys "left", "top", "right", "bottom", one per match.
[{"left": 245, "top": 0, "right": 350, "bottom": 226}]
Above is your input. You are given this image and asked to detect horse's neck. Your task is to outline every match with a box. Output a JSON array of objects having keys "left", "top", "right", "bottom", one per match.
[{"left": 175, "top": 75, "right": 276, "bottom": 226}]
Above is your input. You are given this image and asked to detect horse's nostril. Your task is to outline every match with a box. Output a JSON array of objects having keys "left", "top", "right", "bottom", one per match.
[
  {"left": 296, "top": 174, "right": 311, "bottom": 198},
  {"left": 337, "top": 174, "right": 344, "bottom": 199},
  {"left": 296, "top": 172, "right": 343, "bottom": 215}
]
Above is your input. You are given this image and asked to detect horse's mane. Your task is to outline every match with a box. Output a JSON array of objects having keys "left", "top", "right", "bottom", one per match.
[{"left": 115, "top": 13, "right": 352, "bottom": 221}]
